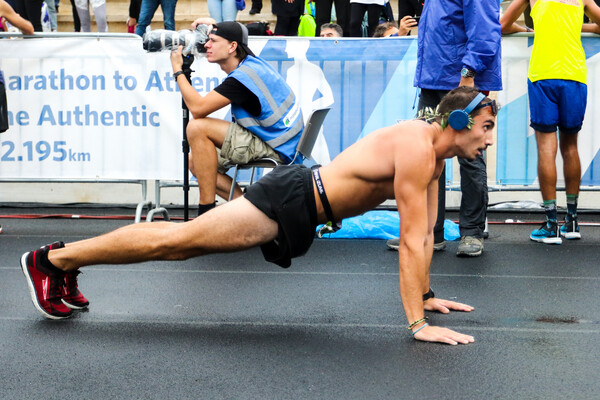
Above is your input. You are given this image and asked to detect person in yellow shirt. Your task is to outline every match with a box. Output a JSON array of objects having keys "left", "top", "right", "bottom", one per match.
[{"left": 501, "top": 0, "right": 600, "bottom": 244}]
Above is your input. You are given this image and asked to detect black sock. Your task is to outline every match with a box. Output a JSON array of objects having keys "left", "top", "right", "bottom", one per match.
[
  {"left": 40, "top": 249, "right": 66, "bottom": 276},
  {"left": 197, "top": 202, "right": 216, "bottom": 217}
]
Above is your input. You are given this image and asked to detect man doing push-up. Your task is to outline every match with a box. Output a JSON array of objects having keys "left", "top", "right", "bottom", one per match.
[{"left": 21, "top": 86, "right": 496, "bottom": 345}]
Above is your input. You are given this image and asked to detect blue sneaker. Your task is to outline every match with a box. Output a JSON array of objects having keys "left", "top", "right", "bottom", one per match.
[
  {"left": 530, "top": 220, "right": 562, "bottom": 244},
  {"left": 560, "top": 218, "right": 581, "bottom": 240}
]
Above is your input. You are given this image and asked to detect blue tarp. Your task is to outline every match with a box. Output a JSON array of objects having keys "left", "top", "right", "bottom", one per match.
[{"left": 316, "top": 210, "right": 460, "bottom": 241}]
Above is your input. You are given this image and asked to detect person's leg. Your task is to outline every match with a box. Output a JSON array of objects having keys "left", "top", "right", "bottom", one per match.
[
  {"left": 70, "top": 0, "right": 81, "bottom": 31},
  {"left": 249, "top": 0, "right": 262, "bottom": 14},
  {"left": 207, "top": 0, "right": 224, "bottom": 23},
  {"left": 159, "top": 0, "right": 177, "bottom": 30},
  {"left": 47, "top": 198, "right": 279, "bottom": 271},
  {"left": 458, "top": 156, "right": 488, "bottom": 239},
  {"left": 213, "top": 123, "right": 284, "bottom": 203},
  {"left": 12, "top": 0, "right": 25, "bottom": 21},
  {"left": 315, "top": 0, "right": 334, "bottom": 36},
  {"left": 529, "top": 130, "right": 561, "bottom": 243},
  {"left": 287, "top": 13, "right": 301, "bottom": 36},
  {"left": 348, "top": 2, "right": 366, "bottom": 37},
  {"left": 274, "top": 15, "right": 290, "bottom": 35},
  {"left": 135, "top": 0, "right": 160, "bottom": 36},
  {"left": 557, "top": 81, "right": 586, "bottom": 239},
  {"left": 528, "top": 79, "right": 561, "bottom": 244},
  {"left": 536, "top": 131, "right": 558, "bottom": 203},
  {"left": 45, "top": 0, "right": 58, "bottom": 31},
  {"left": 74, "top": 0, "right": 91, "bottom": 32},
  {"left": 24, "top": 0, "right": 44, "bottom": 31},
  {"left": 334, "top": 0, "right": 350, "bottom": 37},
  {"left": 90, "top": 0, "right": 108, "bottom": 32},
  {"left": 221, "top": 0, "right": 238, "bottom": 22},
  {"left": 186, "top": 117, "right": 230, "bottom": 206},
  {"left": 559, "top": 132, "right": 580, "bottom": 200},
  {"left": 366, "top": 3, "right": 382, "bottom": 36}
]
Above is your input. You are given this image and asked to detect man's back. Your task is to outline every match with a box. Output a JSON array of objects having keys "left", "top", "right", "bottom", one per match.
[{"left": 319, "top": 120, "right": 438, "bottom": 221}]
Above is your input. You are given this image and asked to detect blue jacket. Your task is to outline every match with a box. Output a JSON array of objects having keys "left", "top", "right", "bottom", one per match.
[
  {"left": 414, "top": 0, "right": 502, "bottom": 91},
  {"left": 229, "top": 56, "right": 304, "bottom": 164}
]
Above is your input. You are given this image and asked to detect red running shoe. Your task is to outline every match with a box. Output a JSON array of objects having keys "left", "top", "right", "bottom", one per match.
[
  {"left": 41, "top": 241, "right": 89, "bottom": 310},
  {"left": 62, "top": 270, "right": 89, "bottom": 309},
  {"left": 20, "top": 247, "right": 73, "bottom": 320}
]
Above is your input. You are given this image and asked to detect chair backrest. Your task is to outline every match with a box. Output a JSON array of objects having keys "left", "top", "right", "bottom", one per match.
[{"left": 296, "top": 107, "right": 331, "bottom": 160}]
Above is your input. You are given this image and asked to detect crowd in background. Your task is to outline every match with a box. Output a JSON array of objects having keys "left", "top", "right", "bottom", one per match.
[{"left": 0, "top": 0, "right": 425, "bottom": 37}]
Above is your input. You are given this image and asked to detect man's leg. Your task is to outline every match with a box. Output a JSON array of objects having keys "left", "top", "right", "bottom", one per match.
[
  {"left": 52, "top": 198, "right": 278, "bottom": 269},
  {"left": 559, "top": 131, "right": 581, "bottom": 239},
  {"left": 529, "top": 130, "right": 562, "bottom": 244},
  {"left": 315, "top": 0, "right": 334, "bottom": 36},
  {"left": 74, "top": 0, "right": 91, "bottom": 32},
  {"left": 186, "top": 117, "right": 230, "bottom": 207},
  {"left": 160, "top": 0, "right": 177, "bottom": 30},
  {"left": 536, "top": 130, "right": 558, "bottom": 203},
  {"left": 21, "top": 198, "right": 279, "bottom": 319},
  {"left": 456, "top": 154, "right": 487, "bottom": 257},
  {"left": 90, "top": 0, "right": 108, "bottom": 32},
  {"left": 334, "top": 0, "right": 350, "bottom": 37},
  {"left": 135, "top": 0, "right": 159, "bottom": 36},
  {"left": 249, "top": 0, "right": 262, "bottom": 15}
]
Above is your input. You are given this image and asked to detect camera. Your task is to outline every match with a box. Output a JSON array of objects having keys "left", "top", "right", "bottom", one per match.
[{"left": 142, "top": 24, "right": 210, "bottom": 57}]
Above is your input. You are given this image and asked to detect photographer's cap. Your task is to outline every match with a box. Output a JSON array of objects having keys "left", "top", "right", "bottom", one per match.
[{"left": 211, "top": 21, "right": 255, "bottom": 57}]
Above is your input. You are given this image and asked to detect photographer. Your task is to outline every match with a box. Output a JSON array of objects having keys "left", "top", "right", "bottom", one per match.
[{"left": 170, "top": 19, "right": 304, "bottom": 216}]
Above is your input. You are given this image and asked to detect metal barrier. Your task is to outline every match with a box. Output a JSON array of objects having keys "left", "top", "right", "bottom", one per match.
[
  {"left": 3, "top": 32, "right": 600, "bottom": 218},
  {"left": 0, "top": 32, "right": 154, "bottom": 221}
]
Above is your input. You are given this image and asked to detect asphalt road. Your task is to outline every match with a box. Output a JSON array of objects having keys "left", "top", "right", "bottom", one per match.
[{"left": 1, "top": 208, "right": 599, "bottom": 399}]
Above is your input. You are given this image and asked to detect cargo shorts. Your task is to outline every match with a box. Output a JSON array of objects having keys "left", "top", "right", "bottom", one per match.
[{"left": 217, "top": 123, "right": 284, "bottom": 174}]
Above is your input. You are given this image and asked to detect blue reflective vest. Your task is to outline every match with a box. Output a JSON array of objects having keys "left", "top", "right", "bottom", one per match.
[
  {"left": 414, "top": 0, "right": 502, "bottom": 91},
  {"left": 229, "top": 56, "right": 304, "bottom": 164}
]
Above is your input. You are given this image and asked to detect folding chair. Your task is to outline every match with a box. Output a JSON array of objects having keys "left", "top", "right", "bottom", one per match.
[{"left": 227, "top": 107, "right": 331, "bottom": 200}]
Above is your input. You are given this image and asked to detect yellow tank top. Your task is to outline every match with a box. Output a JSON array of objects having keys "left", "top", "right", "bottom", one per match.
[{"left": 528, "top": 0, "right": 587, "bottom": 84}]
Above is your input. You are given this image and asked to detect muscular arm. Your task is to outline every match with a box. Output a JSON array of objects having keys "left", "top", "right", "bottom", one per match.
[
  {"left": 395, "top": 154, "right": 432, "bottom": 329},
  {"left": 170, "top": 46, "right": 231, "bottom": 119},
  {"left": 0, "top": 0, "right": 34, "bottom": 34},
  {"left": 395, "top": 138, "right": 474, "bottom": 345}
]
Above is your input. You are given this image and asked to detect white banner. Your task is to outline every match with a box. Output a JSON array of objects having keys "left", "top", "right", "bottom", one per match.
[{"left": 0, "top": 36, "right": 226, "bottom": 180}]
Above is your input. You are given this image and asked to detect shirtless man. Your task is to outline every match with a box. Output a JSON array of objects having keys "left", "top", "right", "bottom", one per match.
[{"left": 21, "top": 86, "right": 496, "bottom": 345}]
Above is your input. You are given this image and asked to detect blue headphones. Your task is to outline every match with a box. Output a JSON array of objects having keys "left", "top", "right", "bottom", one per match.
[{"left": 447, "top": 92, "right": 486, "bottom": 130}]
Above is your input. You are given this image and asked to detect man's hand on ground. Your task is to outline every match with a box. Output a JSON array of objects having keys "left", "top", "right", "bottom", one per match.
[
  {"left": 424, "top": 297, "right": 474, "bottom": 314},
  {"left": 413, "top": 325, "right": 475, "bottom": 345}
]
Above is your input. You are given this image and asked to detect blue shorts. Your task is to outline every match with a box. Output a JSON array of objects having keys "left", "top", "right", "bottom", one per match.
[{"left": 528, "top": 79, "right": 587, "bottom": 134}]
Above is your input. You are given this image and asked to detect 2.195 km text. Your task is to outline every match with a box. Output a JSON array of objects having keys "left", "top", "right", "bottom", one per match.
[{"left": 1, "top": 141, "right": 91, "bottom": 162}]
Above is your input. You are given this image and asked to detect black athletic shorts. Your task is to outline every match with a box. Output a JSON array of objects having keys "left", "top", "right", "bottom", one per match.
[{"left": 244, "top": 164, "right": 317, "bottom": 268}]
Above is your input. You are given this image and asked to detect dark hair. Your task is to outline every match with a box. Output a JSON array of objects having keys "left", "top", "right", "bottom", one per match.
[
  {"left": 235, "top": 42, "right": 249, "bottom": 61},
  {"left": 320, "top": 23, "right": 343, "bottom": 37},
  {"left": 373, "top": 22, "right": 398, "bottom": 38},
  {"left": 436, "top": 86, "right": 493, "bottom": 127}
]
